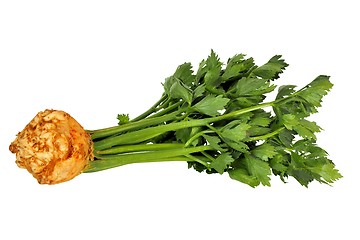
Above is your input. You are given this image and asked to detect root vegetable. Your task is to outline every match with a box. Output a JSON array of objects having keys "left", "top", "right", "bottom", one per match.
[
  {"left": 9, "top": 51, "right": 342, "bottom": 186},
  {"left": 9, "top": 109, "right": 93, "bottom": 184}
]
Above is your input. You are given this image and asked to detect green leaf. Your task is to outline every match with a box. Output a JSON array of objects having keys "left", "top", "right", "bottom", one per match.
[
  {"left": 206, "top": 49, "right": 222, "bottom": 70},
  {"left": 193, "top": 95, "right": 230, "bottom": 116},
  {"left": 204, "top": 67, "right": 222, "bottom": 89},
  {"left": 117, "top": 114, "right": 130, "bottom": 125},
  {"left": 234, "top": 76, "right": 276, "bottom": 96},
  {"left": 308, "top": 162, "right": 343, "bottom": 184},
  {"left": 228, "top": 168, "right": 260, "bottom": 187},
  {"left": 219, "top": 120, "right": 251, "bottom": 152},
  {"left": 293, "top": 125, "right": 317, "bottom": 140},
  {"left": 282, "top": 115, "right": 321, "bottom": 140},
  {"left": 175, "top": 128, "right": 191, "bottom": 144},
  {"left": 288, "top": 152, "right": 315, "bottom": 187},
  {"left": 253, "top": 55, "right": 289, "bottom": 80},
  {"left": 195, "top": 59, "right": 206, "bottom": 85},
  {"left": 204, "top": 50, "right": 223, "bottom": 88},
  {"left": 221, "top": 121, "right": 251, "bottom": 142},
  {"left": 292, "top": 139, "right": 315, "bottom": 153},
  {"left": 299, "top": 119, "right": 322, "bottom": 133},
  {"left": 278, "top": 129, "right": 295, "bottom": 147},
  {"left": 252, "top": 143, "right": 276, "bottom": 161},
  {"left": 249, "top": 110, "right": 272, "bottom": 127},
  {"left": 244, "top": 154, "right": 271, "bottom": 186},
  {"left": 288, "top": 168, "right": 314, "bottom": 187},
  {"left": 203, "top": 135, "right": 226, "bottom": 152},
  {"left": 188, "top": 161, "right": 208, "bottom": 173},
  {"left": 173, "top": 62, "right": 195, "bottom": 87},
  {"left": 276, "top": 85, "right": 297, "bottom": 100},
  {"left": 233, "top": 95, "right": 265, "bottom": 108},
  {"left": 225, "top": 140, "right": 249, "bottom": 153},
  {"left": 269, "top": 153, "right": 289, "bottom": 178},
  {"left": 282, "top": 114, "right": 299, "bottom": 130},
  {"left": 193, "top": 84, "right": 206, "bottom": 99},
  {"left": 297, "top": 75, "right": 333, "bottom": 112},
  {"left": 210, "top": 153, "right": 234, "bottom": 174},
  {"left": 222, "top": 54, "right": 255, "bottom": 80},
  {"left": 248, "top": 126, "right": 271, "bottom": 137},
  {"left": 289, "top": 140, "right": 342, "bottom": 185},
  {"left": 164, "top": 76, "right": 193, "bottom": 103}
]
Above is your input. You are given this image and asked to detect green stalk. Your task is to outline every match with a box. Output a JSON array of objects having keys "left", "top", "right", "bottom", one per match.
[
  {"left": 146, "top": 100, "right": 183, "bottom": 119},
  {"left": 86, "top": 145, "right": 213, "bottom": 172},
  {"left": 247, "top": 127, "right": 285, "bottom": 141},
  {"left": 93, "top": 119, "right": 206, "bottom": 150},
  {"left": 90, "top": 107, "right": 184, "bottom": 140},
  {"left": 93, "top": 101, "right": 274, "bottom": 151},
  {"left": 129, "top": 94, "right": 167, "bottom": 122},
  {"left": 96, "top": 143, "right": 185, "bottom": 155}
]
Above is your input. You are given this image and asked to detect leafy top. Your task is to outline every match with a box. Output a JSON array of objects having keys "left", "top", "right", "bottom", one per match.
[
  {"left": 107, "top": 50, "right": 339, "bottom": 188},
  {"left": 164, "top": 51, "right": 338, "bottom": 187}
]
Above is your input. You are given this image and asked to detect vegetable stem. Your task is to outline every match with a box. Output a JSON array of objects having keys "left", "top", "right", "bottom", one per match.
[
  {"left": 90, "top": 108, "right": 183, "bottom": 140},
  {"left": 96, "top": 143, "right": 185, "bottom": 155},
  {"left": 93, "top": 101, "right": 274, "bottom": 151},
  {"left": 86, "top": 145, "right": 213, "bottom": 172},
  {"left": 248, "top": 127, "right": 285, "bottom": 141},
  {"left": 130, "top": 94, "right": 167, "bottom": 122}
]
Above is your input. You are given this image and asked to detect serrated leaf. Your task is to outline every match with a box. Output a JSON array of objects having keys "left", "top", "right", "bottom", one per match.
[
  {"left": 276, "top": 85, "right": 297, "bottom": 100},
  {"left": 228, "top": 168, "right": 260, "bottom": 187},
  {"left": 297, "top": 75, "right": 333, "bottom": 112},
  {"left": 195, "top": 59, "right": 207, "bottom": 85},
  {"left": 204, "top": 67, "right": 222, "bottom": 88},
  {"left": 288, "top": 168, "right": 314, "bottom": 187},
  {"left": 203, "top": 50, "right": 223, "bottom": 88},
  {"left": 225, "top": 140, "right": 249, "bottom": 153},
  {"left": 293, "top": 125, "right": 317, "bottom": 140},
  {"left": 222, "top": 54, "right": 255, "bottom": 80},
  {"left": 173, "top": 62, "right": 195, "bottom": 86},
  {"left": 249, "top": 110, "right": 272, "bottom": 127},
  {"left": 282, "top": 114, "right": 299, "bottom": 130},
  {"left": 234, "top": 76, "right": 276, "bottom": 97},
  {"left": 193, "top": 84, "right": 206, "bottom": 99},
  {"left": 222, "top": 54, "right": 246, "bottom": 80},
  {"left": 308, "top": 162, "right": 343, "bottom": 184},
  {"left": 278, "top": 129, "right": 295, "bottom": 147},
  {"left": 299, "top": 119, "right": 322, "bottom": 133},
  {"left": 206, "top": 49, "right": 222, "bottom": 69},
  {"left": 288, "top": 140, "right": 342, "bottom": 185},
  {"left": 248, "top": 126, "right": 271, "bottom": 137},
  {"left": 221, "top": 121, "right": 251, "bottom": 142},
  {"left": 210, "top": 153, "right": 234, "bottom": 174},
  {"left": 203, "top": 135, "right": 226, "bottom": 152},
  {"left": 193, "top": 95, "right": 230, "bottom": 116},
  {"left": 252, "top": 143, "right": 276, "bottom": 161},
  {"left": 253, "top": 55, "right": 289, "bottom": 80},
  {"left": 167, "top": 77, "right": 193, "bottom": 103},
  {"left": 233, "top": 95, "right": 265, "bottom": 107},
  {"left": 269, "top": 153, "right": 289, "bottom": 177},
  {"left": 117, "top": 114, "right": 130, "bottom": 125},
  {"left": 244, "top": 154, "right": 271, "bottom": 186},
  {"left": 288, "top": 152, "right": 314, "bottom": 187},
  {"left": 282, "top": 115, "right": 321, "bottom": 140}
]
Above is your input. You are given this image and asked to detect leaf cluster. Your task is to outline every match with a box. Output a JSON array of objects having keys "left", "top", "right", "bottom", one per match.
[{"left": 113, "top": 50, "right": 340, "bottom": 187}]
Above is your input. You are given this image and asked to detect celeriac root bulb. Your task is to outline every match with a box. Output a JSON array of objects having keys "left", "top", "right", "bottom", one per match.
[{"left": 9, "top": 109, "right": 93, "bottom": 184}]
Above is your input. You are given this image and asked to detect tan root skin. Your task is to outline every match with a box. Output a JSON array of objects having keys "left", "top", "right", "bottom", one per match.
[{"left": 9, "top": 110, "right": 93, "bottom": 184}]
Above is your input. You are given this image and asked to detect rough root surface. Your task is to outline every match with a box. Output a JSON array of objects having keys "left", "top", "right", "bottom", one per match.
[{"left": 9, "top": 109, "right": 93, "bottom": 184}]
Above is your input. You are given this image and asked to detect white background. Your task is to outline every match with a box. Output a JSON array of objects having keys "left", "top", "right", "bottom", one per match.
[{"left": 1, "top": 0, "right": 359, "bottom": 239}]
